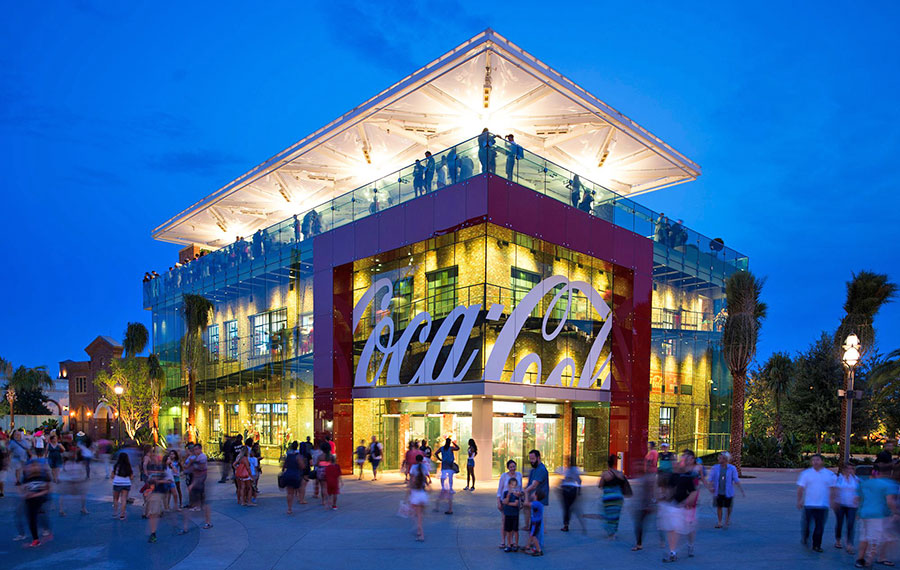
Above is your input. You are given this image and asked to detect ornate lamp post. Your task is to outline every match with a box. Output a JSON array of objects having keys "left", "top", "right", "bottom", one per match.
[
  {"left": 6, "top": 387, "right": 16, "bottom": 431},
  {"left": 114, "top": 382, "right": 124, "bottom": 445},
  {"left": 840, "top": 333, "right": 861, "bottom": 466}
]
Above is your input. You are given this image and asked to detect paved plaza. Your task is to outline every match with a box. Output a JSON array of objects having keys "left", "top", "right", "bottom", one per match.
[{"left": 0, "top": 467, "right": 893, "bottom": 569}]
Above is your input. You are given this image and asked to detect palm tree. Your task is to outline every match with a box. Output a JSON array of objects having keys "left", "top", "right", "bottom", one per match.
[
  {"left": 4, "top": 364, "right": 53, "bottom": 430},
  {"left": 148, "top": 353, "right": 165, "bottom": 445},
  {"left": 123, "top": 322, "right": 149, "bottom": 358},
  {"left": 1, "top": 357, "right": 13, "bottom": 429},
  {"left": 182, "top": 294, "right": 213, "bottom": 442},
  {"left": 723, "top": 270, "right": 767, "bottom": 474},
  {"left": 835, "top": 271, "right": 897, "bottom": 462},
  {"left": 760, "top": 352, "right": 793, "bottom": 443}
]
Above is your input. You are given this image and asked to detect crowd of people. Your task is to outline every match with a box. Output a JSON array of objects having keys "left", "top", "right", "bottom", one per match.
[{"left": 4, "top": 425, "right": 898, "bottom": 565}]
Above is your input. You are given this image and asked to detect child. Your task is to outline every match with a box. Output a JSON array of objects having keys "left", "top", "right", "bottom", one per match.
[
  {"left": 248, "top": 450, "right": 260, "bottom": 505},
  {"left": 502, "top": 477, "right": 522, "bottom": 552},
  {"left": 526, "top": 489, "right": 545, "bottom": 556},
  {"left": 355, "top": 440, "right": 367, "bottom": 480},
  {"left": 324, "top": 458, "right": 343, "bottom": 510}
]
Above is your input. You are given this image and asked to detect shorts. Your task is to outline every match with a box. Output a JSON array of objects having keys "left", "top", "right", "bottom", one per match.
[
  {"left": 504, "top": 515, "right": 520, "bottom": 532},
  {"left": 371, "top": 459, "right": 381, "bottom": 470},
  {"left": 189, "top": 485, "right": 206, "bottom": 506},
  {"left": 409, "top": 490, "right": 428, "bottom": 506},
  {"left": 356, "top": 459, "right": 365, "bottom": 466},
  {"left": 113, "top": 485, "right": 131, "bottom": 493},
  {"left": 146, "top": 493, "right": 164, "bottom": 517},
  {"left": 860, "top": 518, "right": 885, "bottom": 544},
  {"left": 658, "top": 503, "right": 685, "bottom": 534},
  {"left": 715, "top": 495, "right": 733, "bottom": 508},
  {"left": 530, "top": 520, "right": 542, "bottom": 537},
  {"left": 326, "top": 484, "right": 339, "bottom": 496}
]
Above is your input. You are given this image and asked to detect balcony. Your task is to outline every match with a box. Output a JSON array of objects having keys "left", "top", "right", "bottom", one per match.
[{"left": 144, "top": 133, "right": 747, "bottom": 307}]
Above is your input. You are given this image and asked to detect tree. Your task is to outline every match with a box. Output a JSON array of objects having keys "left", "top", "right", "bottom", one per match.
[
  {"left": 722, "top": 270, "right": 767, "bottom": 473},
  {"left": 182, "top": 294, "right": 213, "bottom": 442},
  {"left": 759, "top": 352, "right": 793, "bottom": 443},
  {"left": 148, "top": 353, "right": 165, "bottom": 445},
  {"left": 95, "top": 358, "right": 153, "bottom": 442},
  {"left": 0, "top": 363, "right": 54, "bottom": 426},
  {"left": 123, "top": 322, "right": 149, "bottom": 358},
  {"left": 784, "top": 333, "right": 843, "bottom": 453},
  {"left": 834, "top": 271, "right": 896, "bottom": 462},
  {"left": 868, "top": 349, "right": 900, "bottom": 439}
]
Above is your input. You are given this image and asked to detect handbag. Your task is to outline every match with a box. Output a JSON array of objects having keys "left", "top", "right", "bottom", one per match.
[
  {"left": 277, "top": 473, "right": 286, "bottom": 489},
  {"left": 452, "top": 462, "right": 460, "bottom": 474},
  {"left": 621, "top": 475, "right": 633, "bottom": 497},
  {"left": 397, "top": 500, "right": 412, "bottom": 519}
]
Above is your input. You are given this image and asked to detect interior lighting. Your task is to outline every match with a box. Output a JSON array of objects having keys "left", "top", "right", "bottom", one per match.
[{"left": 483, "top": 56, "right": 492, "bottom": 109}]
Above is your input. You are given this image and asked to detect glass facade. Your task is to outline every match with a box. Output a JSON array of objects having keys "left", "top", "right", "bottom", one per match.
[{"left": 146, "top": 134, "right": 743, "bottom": 467}]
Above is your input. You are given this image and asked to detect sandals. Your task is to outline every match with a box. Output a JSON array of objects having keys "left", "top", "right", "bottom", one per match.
[
  {"left": 877, "top": 561, "right": 896, "bottom": 567},
  {"left": 632, "top": 545, "right": 643, "bottom": 551}
]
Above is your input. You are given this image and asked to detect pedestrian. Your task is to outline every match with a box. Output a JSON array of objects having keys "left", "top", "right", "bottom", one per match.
[
  {"left": 645, "top": 441, "right": 659, "bottom": 475},
  {"left": 233, "top": 448, "right": 253, "bottom": 506},
  {"left": 525, "top": 489, "right": 545, "bottom": 556},
  {"left": 355, "top": 439, "right": 367, "bottom": 480},
  {"left": 324, "top": 456, "right": 343, "bottom": 510},
  {"left": 832, "top": 462, "right": 860, "bottom": 553},
  {"left": 497, "top": 459, "right": 523, "bottom": 549},
  {"left": 316, "top": 442, "right": 331, "bottom": 507},
  {"left": 657, "top": 442, "right": 675, "bottom": 475},
  {"left": 502, "top": 477, "right": 522, "bottom": 552},
  {"left": 281, "top": 442, "right": 304, "bottom": 514},
  {"left": 435, "top": 438, "right": 460, "bottom": 515},
  {"left": 21, "top": 449, "right": 52, "bottom": 548},
  {"left": 58, "top": 449, "right": 89, "bottom": 516},
  {"left": 855, "top": 464, "right": 899, "bottom": 568},
  {"left": 368, "top": 435, "right": 383, "bottom": 481},
  {"left": 599, "top": 453, "right": 628, "bottom": 538},
  {"left": 707, "top": 451, "right": 744, "bottom": 528},
  {"left": 504, "top": 133, "right": 522, "bottom": 180},
  {"left": 421, "top": 439, "right": 433, "bottom": 474},
  {"left": 112, "top": 452, "right": 133, "bottom": 520},
  {"left": 464, "top": 439, "right": 477, "bottom": 491},
  {"left": 659, "top": 450, "right": 701, "bottom": 562},
  {"left": 408, "top": 454, "right": 429, "bottom": 541},
  {"left": 76, "top": 435, "right": 93, "bottom": 479},
  {"left": 524, "top": 449, "right": 550, "bottom": 545},
  {"left": 559, "top": 455, "right": 582, "bottom": 532},
  {"left": 9, "top": 429, "right": 30, "bottom": 484},
  {"left": 145, "top": 448, "right": 168, "bottom": 543},
  {"left": 402, "top": 440, "right": 420, "bottom": 482},
  {"left": 631, "top": 461, "right": 655, "bottom": 551},
  {"left": 797, "top": 453, "right": 836, "bottom": 552},
  {"left": 167, "top": 450, "right": 183, "bottom": 510},
  {"left": 249, "top": 443, "right": 261, "bottom": 504},
  {"left": 413, "top": 159, "right": 425, "bottom": 197},
  {"left": 477, "top": 128, "right": 495, "bottom": 174},
  {"left": 437, "top": 155, "right": 447, "bottom": 189},
  {"left": 424, "top": 151, "right": 435, "bottom": 193},
  {"left": 447, "top": 146, "right": 459, "bottom": 184},
  {"left": 46, "top": 434, "right": 63, "bottom": 483},
  {"left": 179, "top": 443, "right": 213, "bottom": 533}
]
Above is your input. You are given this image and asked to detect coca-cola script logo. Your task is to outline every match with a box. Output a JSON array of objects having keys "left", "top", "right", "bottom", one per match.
[{"left": 353, "top": 275, "right": 613, "bottom": 389}]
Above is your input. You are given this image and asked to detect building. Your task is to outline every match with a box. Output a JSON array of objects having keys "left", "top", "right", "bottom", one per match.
[
  {"left": 144, "top": 30, "right": 746, "bottom": 476},
  {"left": 61, "top": 335, "right": 123, "bottom": 438}
]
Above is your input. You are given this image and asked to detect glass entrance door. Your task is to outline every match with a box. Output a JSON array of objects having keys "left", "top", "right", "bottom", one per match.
[{"left": 492, "top": 416, "right": 525, "bottom": 475}]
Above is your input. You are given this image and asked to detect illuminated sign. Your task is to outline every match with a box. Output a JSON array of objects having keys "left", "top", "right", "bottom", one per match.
[{"left": 353, "top": 275, "right": 612, "bottom": 389}]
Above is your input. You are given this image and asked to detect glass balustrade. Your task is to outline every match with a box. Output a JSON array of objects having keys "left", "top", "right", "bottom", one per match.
[{"left": 144, "top": 133, "right": 747, "bottom": 307}]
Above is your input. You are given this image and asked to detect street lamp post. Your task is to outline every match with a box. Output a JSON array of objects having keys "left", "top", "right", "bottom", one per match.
[
  {"left": 114, "top": 382, "right": 124, "bottom": 445},
  {"left": 841, "top": 333, "right": 861, "bottom": 466}
]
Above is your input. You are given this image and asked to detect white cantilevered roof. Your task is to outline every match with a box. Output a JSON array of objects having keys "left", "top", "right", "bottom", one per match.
[{"left": 153, "top": 29, "right": 701, "bottom": 247}]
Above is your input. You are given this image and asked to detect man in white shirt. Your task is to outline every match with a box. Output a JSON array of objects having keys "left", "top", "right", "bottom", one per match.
[{"left": 796, "top": 454, "right": 836, "bottom": 552}]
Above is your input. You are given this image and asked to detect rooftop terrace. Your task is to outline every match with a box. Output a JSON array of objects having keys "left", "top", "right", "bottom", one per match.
[{"left": 143, "top": 133, "right": 747, "bottom": 308}]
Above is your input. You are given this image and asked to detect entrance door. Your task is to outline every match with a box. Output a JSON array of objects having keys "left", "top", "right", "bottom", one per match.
[{"left": 492, "top": 417, "right": 525, "bottom": 475}]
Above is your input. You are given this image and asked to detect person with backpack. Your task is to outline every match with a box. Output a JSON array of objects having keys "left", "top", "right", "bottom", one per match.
[
  {"left": 368, "top": 436, "right": 383, "bottom": 481},
  {"left": 408, "top": 454, "right": 430, "bottom": 541},
  {"left": 598, "top": 453, "right": 630, "bottom": 538}
]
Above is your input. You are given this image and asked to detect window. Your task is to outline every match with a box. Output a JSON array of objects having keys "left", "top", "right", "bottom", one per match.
[
  {"left": 225, "top": 404, "right": 240, "bottom": 435},
  {"left": 393, "top": 277, "right": 414, "bottom": 328},
  {"left": 75, "top": 376, "right": 87, "bottom": 394},
  {"left": 297, "top": 313, "right": 314, "bottom": 355},
  {"left": 207, "top": 405, "right": 221, "bottom": 440},
  {"left": 250, "top": 308, "right": 288, "bottom": 357},
  {"left": 252, "top": 402, "right": 288, "bottom": 446},
  {"left": 511, "top": 267, "right": 541, "bottom": 318},
  {"left": 659, "top": 406, "right": 675, "bottom": 444},
  {"left": 225, "top": 320, "right": 239, "bottom": 361},
  {"left": 426, "top": 267, "right": 458, "bottom": 318},
  {"left": 207, "top": 324, "right": 220, "bottom": 363}
]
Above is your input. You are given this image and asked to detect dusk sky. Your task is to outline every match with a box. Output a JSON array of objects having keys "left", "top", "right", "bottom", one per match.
[{"left": 2, "top": 2, "right": 898, "bottom": 370}]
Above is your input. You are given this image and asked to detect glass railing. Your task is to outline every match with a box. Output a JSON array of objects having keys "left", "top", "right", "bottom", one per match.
[{"left": 144, "top": 133, "right": 747, "bottom": 306}]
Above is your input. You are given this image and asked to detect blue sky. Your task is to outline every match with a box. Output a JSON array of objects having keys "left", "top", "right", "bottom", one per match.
[{"left": 2, "top": 2, "right": 898, "bottom": 369}]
